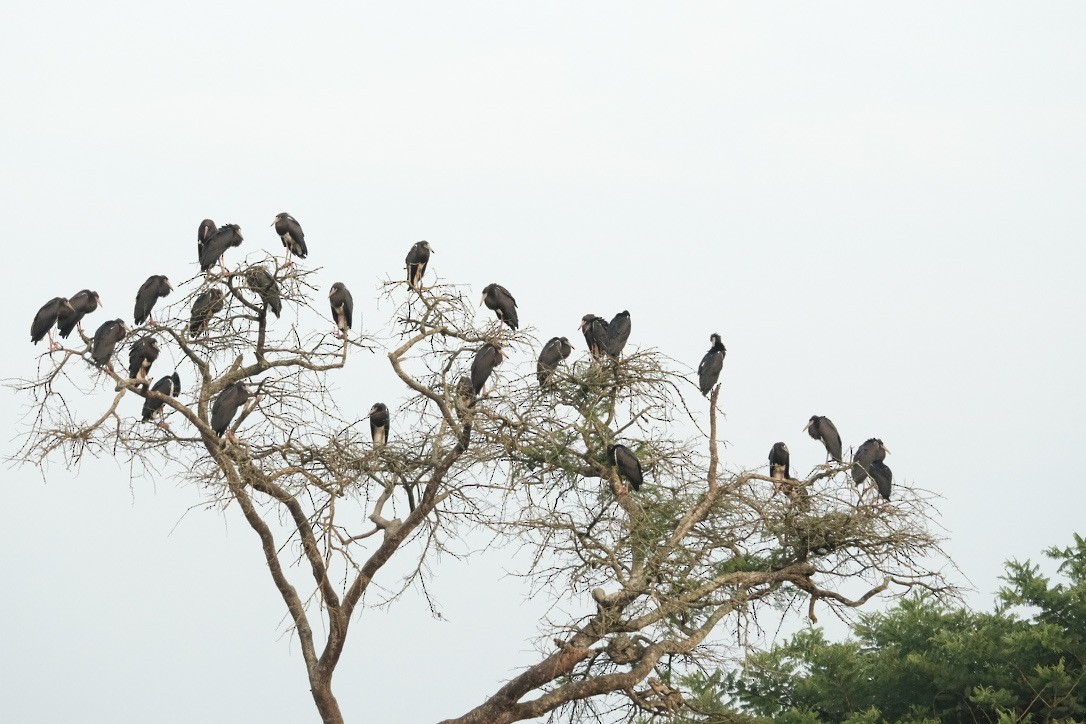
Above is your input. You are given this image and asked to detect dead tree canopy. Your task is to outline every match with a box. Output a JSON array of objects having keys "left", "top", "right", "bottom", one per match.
[{"left": 12, "top": 249, "right": 956, "bottom": 723}]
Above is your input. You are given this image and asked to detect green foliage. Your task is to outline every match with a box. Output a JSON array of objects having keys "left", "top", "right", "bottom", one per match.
[{"left": 680, "top": 536, "right": 1086, "bottom": 723}]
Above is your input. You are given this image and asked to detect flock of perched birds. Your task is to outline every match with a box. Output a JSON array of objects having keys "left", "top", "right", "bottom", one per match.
[{"left": 29, "top": 212, "right": 893, "bottom": 500}]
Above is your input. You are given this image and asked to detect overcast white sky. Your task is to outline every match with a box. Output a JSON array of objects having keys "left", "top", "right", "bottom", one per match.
[{"left": 3, "top": 3, "right": 1085, "bottom": 722}]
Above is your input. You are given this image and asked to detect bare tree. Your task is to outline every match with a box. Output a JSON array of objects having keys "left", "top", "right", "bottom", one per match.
[{"left": 11, "top": 260, "right": 956, "bottom": 723}]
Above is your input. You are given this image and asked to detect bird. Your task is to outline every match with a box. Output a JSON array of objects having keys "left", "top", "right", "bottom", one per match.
[
  {"left": 134, "top": 275, "right": 172, "bottom": 325},
  {"left": 852, "top": 438, "right": 891, "bottom": 500},
  {"left": 90, "top": 319, "right": 128, "bottom": 369},
  {"left": 273, "top": 212, "right": 307, "bottom": 262},
  {"left": 197, "top": 219, "right": 217, "bottom": 257},
  {"left": 470, "top": 343, "right": 504, "bottom": 395},
  {"left": 579, "top": 314, "right": 610, "bottom": 357},
  {"left": 328, "top": 282, "right": 353, "bottom": 338},
  {"left": 141, "top": 372, "right": 181, "bottom": 429},
  {"left": 481, "top": 283, "right": 518, "bottom": 330},
  {"left": 127, "top": 336, "right": 160, "bottom": 382},
  {"left": 537, "top": 336, "right": 574, "bottom": 386},
  {"left": 198, "top": 223, "right": 243, "bottom": 272},
  {"left": 211, "top": 381, "right": 251, "bottom": 439},
  {"left": 804, "top": 415, "right": 843, "bottom": 464},
  {"left": 768, "top": 442, "right": 790, "bottom": 481},
  {"left": 608, "top": 444, "right": 644, "bottom": 492},
  {"left": 604, "top": 311, "right": 631, "bottom": 357},
  {"left": 697, "top": 333, "right": 727, "bottom": 396},
  {"left": 57, "top": 290, "right": 101, "bottom": 339},
  {"left": 868, "top": 460, "right": 892, "bottom": 501},
  {"left": 366, "top": 403, "right": 389, "bottom": 447},
  {"left": 187, "top": 288, "right": 225, "bottom": 338},
  {"left": 31, "top": 297, "right": 75, "bottom": 351},
  {"left": 405, "top": 241, "right": 434, "bottom": 290},
  {"left": 244, "top": 266, "right": 282, "bottom": 318}
]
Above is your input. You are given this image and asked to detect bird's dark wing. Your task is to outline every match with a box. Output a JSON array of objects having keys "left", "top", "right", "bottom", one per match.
[
  {"left": 141, "top": 374, "right": 175, "bottom": 421},
  {"left": 471, "top": 345, "right": 500, "bottom": 394},
  {"left": 343, "top": 292, "right": 353, "bottom": 329},
  {"left": 199, "top": 227, "right": 242, "bottom": 270},
  {"left": 211, "top": 384, "right": 246, "bottom": 435},
  {"left": 698, "top": 350, "right": 723, "bottom": 395},
  {"left": 489, "top": 285, "right": 518, "bottom": 329},
  {"left": 615, "top": 446, "right": 644, "bottom": 491},
  {"left": 31, "top": 299, "right": 65, "bottom": 343},
  {"left": 58, "top": 291, "right": 95, "bottom": 337},
  {"left": 537, "top": 338, "right": 561, "bottom": 385},
  {"left": 870, "top": 461, "right": 892, "bottom": 500},
  {"left": 820, "top": 418, "right": 843, "bottom": 463},
  {"left": 134, "top": 278, "right": 156, "bottom": 324},
  {"left": 851, "top": 439, "right": 878, "bottom": 485},
  {"left": 605, "top": 312, "right": 630, "bottom": 356}
]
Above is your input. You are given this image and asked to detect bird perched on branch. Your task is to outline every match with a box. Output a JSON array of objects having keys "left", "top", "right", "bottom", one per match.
[
  {"left": 134, "top": 275, "right": 172, "bottom": 325},
  {"left": 604, "top": 311, "right": 631, "bottom": 357},
  {"left": 852, "top": 438, "right": 892, "bottom": 500},
  {"left": 481, "top": 283, "right": 518, "bottom": 330},
  {"left": 90, "top": 319, "right": 128, "bottom": 370},
  {"left": 579, "top": 314, "right": 610, "bottom": 357},
  {"left": 537, "top": 336, "right": 573, "bottom": 386},
  {"left": 199, "top": 224, "right": 243, "bottom": 273},
  {"left": 127, "top": 336, "right": 160, "bottom": 383},
  {"left": 697, "top": 333, "right": 727, "bottom": 396},
  {"left": 367, "top": 403, "right": 389, "bottom": 447},
  {"left": 804, "top": 415, "right": 842, "bottom": 465},
  {"left": 188, "top": 288, "right": 225, "bottom": 338},
  {"left": 273, "top": 212, "right": 307, "bottom": 263},
  {"left": 608, "top": 444, "right": 644, "bottom": 492},
  {"left": 244, "top": 266, "right": 282, "bottom": 318},
  {"left": 141, "top": 372, "right": 181, "bottom": 429},
  {"left": 197, "top": 219, "right": 216, "bottom": 258},
  {"left": 471, "top": 343, "right": 504, "bottom": 396},
  {"left": 31, "top": 297, "right": 75, "bottom": 351},
  {"left": 57, "top": 289, "right": 101, "bottom": 339},
  {"left": 328, "top": 282, "right": 353, "bottom": 338},
  {"left": 405, "top": 241, "right": 433, "bottom": 290},
  {"left": 211, "top": 381, "right": 251, "bottom": 440},
  {"left": 768, "top": 442, "right": 790, "bottom": 481}
]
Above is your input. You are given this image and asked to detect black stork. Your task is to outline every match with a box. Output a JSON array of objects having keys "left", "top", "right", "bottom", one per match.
[
  {"left": 273, "top": 213, "right": 307, "bottom": 263},
  {"left": 697, "top": 333, "right": 727, "bottom": 396},
  {"left": 134, "top": 275, "right": 172, "bottom": 325},
  {"left": 481, "top": 283, "right": 518, "bottom": 330},
  {"left": 405, "top": 241, "right": 434, "bottom": 290}
]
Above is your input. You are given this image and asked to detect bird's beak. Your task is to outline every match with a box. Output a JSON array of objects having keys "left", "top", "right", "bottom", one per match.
[
  {"left": 479, "top": 294, "right": 485, "bottom": 307},
  {"left": 65, "top": 301, "right": 75, "bottom": 311},
  {"left": 883, "top": 446, "right": 891, "bottom": 455},
  {"left": 802, "top": 421, "right": 812, "bottom": 432}
]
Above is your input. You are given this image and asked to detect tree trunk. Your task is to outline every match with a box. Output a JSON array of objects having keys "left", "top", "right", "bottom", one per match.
[{"left": 310, "top": 677, "right": 344, "bottom": 724}]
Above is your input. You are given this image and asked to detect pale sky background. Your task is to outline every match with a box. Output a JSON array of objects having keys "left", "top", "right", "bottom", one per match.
[{"left": 3, "top": 3, "right": 1085, "bottom": 722}]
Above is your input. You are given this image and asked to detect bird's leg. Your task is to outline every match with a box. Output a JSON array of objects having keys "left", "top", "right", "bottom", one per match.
[{"left": 47, "top": 331, "right": 61, "bottom": 352}]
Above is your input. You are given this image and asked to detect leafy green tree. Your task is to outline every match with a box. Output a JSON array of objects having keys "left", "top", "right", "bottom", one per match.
[{"left": 706, "top": 535, "right": 1086, "bottom": 724}]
